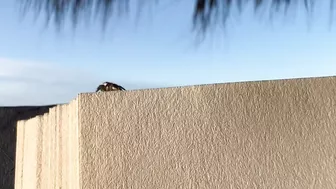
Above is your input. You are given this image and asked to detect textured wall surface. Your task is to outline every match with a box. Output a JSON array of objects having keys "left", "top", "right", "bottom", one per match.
[
  {"left": 15, "top": 101, "right": 78, "bottom": 189},
  {"left": 0, "top": 106, "right": 55, "bottom": 189},
  {"left": 15, "top": 76, "right": 336, "bottom": 189}
]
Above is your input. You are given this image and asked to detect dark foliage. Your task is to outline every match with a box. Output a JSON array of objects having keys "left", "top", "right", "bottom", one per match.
[{"left": 18, "top": 0, "right": 334, "bottom": 33}]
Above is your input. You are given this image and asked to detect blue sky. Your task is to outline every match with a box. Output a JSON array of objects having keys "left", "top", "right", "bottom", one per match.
[{"left": 0, "top": 0, "right": 335, "bottom": 106}]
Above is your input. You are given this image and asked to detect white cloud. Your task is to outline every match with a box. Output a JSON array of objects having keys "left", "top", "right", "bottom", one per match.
[
  {"left": 0, "top": 57, "right": 165, "bottom": 106},
  {"left": 0, "top": 58, "right": 101, "bottom": 106}
]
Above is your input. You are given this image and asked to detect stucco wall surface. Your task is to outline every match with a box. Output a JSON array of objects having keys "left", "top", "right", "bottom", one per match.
[
  {"left": 16, "top": 76, "right": 336, "bottom": 189},
  {"left": 0, "top": 106, "right": 55, "bottom": 189},
  {"left": 15, "top": 101, "right": 79, "bottom": 189}
]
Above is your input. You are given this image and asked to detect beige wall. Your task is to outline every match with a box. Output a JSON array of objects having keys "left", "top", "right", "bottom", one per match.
[
  {"left": 0, "top": 106, "right": 54, "bottom": 189},
  {"left": 15, "top": 76, "right": 336, "bottom": 188}
]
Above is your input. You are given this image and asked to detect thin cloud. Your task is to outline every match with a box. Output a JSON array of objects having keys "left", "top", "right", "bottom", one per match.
[
  {"left": 0, "top": 58, "right": 165, "bottom": 106},
  {"left": 0, "top": 58, "right": 99, "bottom": 106}
]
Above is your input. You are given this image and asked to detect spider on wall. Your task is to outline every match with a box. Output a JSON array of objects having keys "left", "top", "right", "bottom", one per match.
[{"left": 96, "top": 82, "right": 126, "bottom": 92}]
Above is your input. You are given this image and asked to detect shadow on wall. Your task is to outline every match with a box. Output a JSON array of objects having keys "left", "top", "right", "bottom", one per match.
[{"left": 0, "top": 105, "right": 56, "bottom": 189}]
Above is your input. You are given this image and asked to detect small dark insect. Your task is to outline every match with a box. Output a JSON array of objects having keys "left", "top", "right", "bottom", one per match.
[{"left": 96, "top": 82, "right": 126, "bottom": 92}]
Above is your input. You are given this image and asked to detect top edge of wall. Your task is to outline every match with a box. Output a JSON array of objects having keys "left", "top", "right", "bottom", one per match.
[
  {"left": 79, "top": 75, "right": 336, "bottom": 96},
  {"left": 2, "top": 75, "right": 336, "bottom": 110}
]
